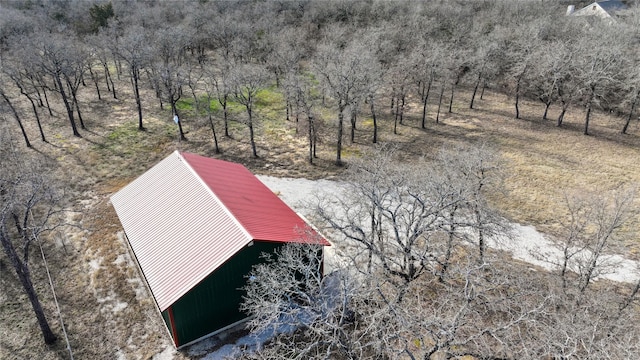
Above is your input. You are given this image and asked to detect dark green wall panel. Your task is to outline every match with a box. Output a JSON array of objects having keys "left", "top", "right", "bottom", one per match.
[{"left": 164, "top": 241, "right": 283, "bottom": 346}]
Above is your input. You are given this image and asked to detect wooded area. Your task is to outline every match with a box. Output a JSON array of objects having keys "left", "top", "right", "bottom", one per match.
[
  {"left": 1, "top": 0, "right": 640, "bottom": 359},
  {"left": 1, "top": 1, "right": 640, "bottom": 158}
]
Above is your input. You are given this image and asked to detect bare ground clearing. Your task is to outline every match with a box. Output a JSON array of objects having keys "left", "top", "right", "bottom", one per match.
[{"left": 1, "top": 79, "right": 640, "bottom": 359}]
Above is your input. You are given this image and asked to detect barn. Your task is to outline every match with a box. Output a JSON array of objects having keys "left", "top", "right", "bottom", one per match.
[{"left": 110, "top": 151, "right": 329, "bottom": 348}]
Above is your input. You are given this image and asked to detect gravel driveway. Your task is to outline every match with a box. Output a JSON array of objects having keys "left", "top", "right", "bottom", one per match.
[{"left": 258, "top": 175, "right": 640, "bottom": 284}]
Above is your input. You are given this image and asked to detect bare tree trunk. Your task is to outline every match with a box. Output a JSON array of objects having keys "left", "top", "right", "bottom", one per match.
[
  {"left": 515, "top": 76, "right": 522, "bottom": 119},
  {"left": 132, "top": 69, "right": 144, "bottom": 131},
  {"left": 439, "top": 208, "right": 458, "bottom": 282},
  {"left": 421, "top": 97, "right": 428, "bottom": 129},
  {"left": 34, "top": 85, "right": 44, "bottom": 107},
  {"left": 394, "top": 96, "right": 400, "bottom": 133},
  {"left": 246, "top": 104, "right": 258, "bottom": 158},
  {"left": 0, "top": 90, "right": 31, "bottom": 147},
  {"left": 399, "top": 95, "right": 405, "bottom": 124},
  {"left": 584, "top": 85, "right": 596, "bottom": 136},
  {"left": 622, "top": 90, "right": 638, "bottom": 134},
  {"left": 448, "top": 83, "right": 455, "bottom": 113},
  {"left": 436, "top": 82, "right": 445, "bottom": 124},
  {"left": 73, "top": 93, "right": 86, "bottom": 130},
  {"left": 171, "top": 103, "right": 187, "bottom": 141},
  {"left": 336, "top": 108, "right": 344, "bottom": 166},
  {"left": 308, "top": 115, "right": 314, "bottom": 164},
  {"left": 65, "top": 75, "right": 86, "bottom": 130},
  {"left": 1, "top": 235, "right": 56, "bottom": 345},
  {"left": 557, "top": 101, "right": 568, "bottom": 127},
  {"left": 26, "top": 94, "right": 46, "bottom": 142},
  {"left": 208, "top": 113, "right": 220, "bottom": 153},
  {"left": 116, "top": 58, "right": 123, "bottom": 79},
  {"left": 470, "top": 73, "right": 481, "bottom": 109},
  {"left": 420, "top": 78, "right": 432, "bottom": 129},
  {"left": 55, "top": 74, "right": 81, "bottom": 137},
  {"left": 476, "top": 209, "right": 485, "bottom": 265},
  {"left": 88, "top": 66, "right": 101, "bottom": 100},
  {"left": 286, "top": 99, "right": 290, "bottom": 121},
  {"left": 350, "top": 109, "right": 356, "bottom": 143},
  {"left": 370, "top": 97, "right": 378, "bottom": 144},
  {"left": 42, "top": 87, "right": 53, "bottom": 116},
  {"left": 103, "top": 63, "right": 117, "bottom": 99},
  {"left": 393, "top": 104, "right": 399, "bottom": 135},
  {"left": 542, "top": 101, "right": 551, "bottom": 120},
  {"left": 103, "top": 63, "right": 111, "bottom": 92},
  {"left": 222, "top": 95, "right": 230, "bottom": 137},
  {"left": 313, "top": 128, "right": 318, "bottom": 159}
]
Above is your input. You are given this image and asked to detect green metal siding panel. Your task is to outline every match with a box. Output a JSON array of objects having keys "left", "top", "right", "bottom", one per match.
[
  {"left": 170, "top": 242, "right": 283, "bottom": 346},
  {"left": 161, "top": 310, "right": 172, "bottom": 339}
]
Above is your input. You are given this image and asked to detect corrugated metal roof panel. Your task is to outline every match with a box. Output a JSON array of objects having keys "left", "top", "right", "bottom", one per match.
[
  {"left": 181, "top": 152, "right": 329, "bottom": 246},
  {"left": 111, "top": 151, "right": 328, "bottom": 311},
  {"left": 111, "top": 152, "right": 251, "bottom": 311}
]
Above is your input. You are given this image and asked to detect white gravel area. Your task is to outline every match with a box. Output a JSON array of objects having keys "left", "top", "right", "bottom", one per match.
[{"left": 258, "top": 175, "right": 640, "bottom": 284}]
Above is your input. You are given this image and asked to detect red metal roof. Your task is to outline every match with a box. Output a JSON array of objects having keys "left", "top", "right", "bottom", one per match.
[
  {"left": 110, "top": 151, "right": 328, "bottom": 312},
  {"left": 182, "top": 152, "right": 326, "bottom": 244}
]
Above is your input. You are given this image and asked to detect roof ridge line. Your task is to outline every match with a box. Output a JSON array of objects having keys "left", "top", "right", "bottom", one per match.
[{"left": 175, "top": 151, "right": 254, "bottom": 242}]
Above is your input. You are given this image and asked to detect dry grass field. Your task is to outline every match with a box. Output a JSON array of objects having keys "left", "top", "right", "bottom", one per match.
[{"left": 1, "top": 78, "right": 640, "bottom": 359}]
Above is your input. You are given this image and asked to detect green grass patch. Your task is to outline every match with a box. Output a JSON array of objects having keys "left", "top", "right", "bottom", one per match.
[
  {"left": 255, "top": 87, "right": 285, "bottom": 108},
  {"left": 341, "top": 147, "right": 364, "bottom": 159},
  {"left": 177, "top": 96, "right": 247, "bottom": 116},
  {"left": 193, "top": 95, "right": 226, "bottom": 113},
  {"left": 227, "top": 100, "right": 245, "bottom": 113},
  {"left": 95, "top": 121, "right": 173, "bottom": 159},
  {"left": 208, "top": 99, "right": 221, "bottom": 112},
  {"left": 176, "top": 98, "right": 195, "bottom": 112},
  {"left": 105, "top": 122, "right": 142, "bottom": 142}
]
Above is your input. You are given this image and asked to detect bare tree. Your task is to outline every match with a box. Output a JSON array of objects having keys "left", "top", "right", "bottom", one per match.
[
  {"left": 468, "top": 38, "right": 500, "bottom": 110},
  {"left": 314, "top": 146, "right": 452, "bottom": 298},
  {"left": 314, "top": 41, "right": 374, "bottom": 166},
  {"left": 620, "top": 64, "right": 640, "bottom": 134},
  {"left": 411, "top": 41, "right": 438, "bottom": 128},
  {"left": 0, "top": 80, "right": 31, "bottom": 148},
  {"left": 265, "top": 28, "right": 303, "bottom": 89},
  {"left": 555, "top": 186, "right": 637, "bottom": 294},
  {"left": 554, "top": 49, "right": 581, "bottom": 128},
  {"left": 210, "top": 62, "right": 234, "bottom": 138},
  {"left": 530, "top": 42, "right": 561, "bottom": 121},
  {"left": 387, "top": 59, "right": 412, "bottom": 135},
  {"left": 201, "top": 66, "right": 223, "bottom": 153},
  {"left": 241, "top": 239, "right": 368, "bottom": 359},
  {"left": 437, "top": 143, "right": 510, "bottom": 264},
  {"left": 500, "top": 24, "right": 538, "bottom": 120},
  {"left": 0, "top": 130, "right": 65, "bottom": 345},
  {"left": 231, "top": 64, "right": 270, "bottom": 158},
  {"left": 117, "top": 25, "right": 151, "bottom": 131},
  {"left": 445, "top": 46, "right": 470, "bottom": 115},
  {"left": 24, "top": 34, "right": 83, "bottom": 137},
  {"left": 148, "top": 27, "right": 191, "bottom": 140},
  {"left": 285, "top": 73, "right": 320, "bottom": 163},
  {"left": 156, "top": 61, "right": 188, "bottom": 141},
  {"left": 2, "top": 59, "right": 48, "bottom": 142},
  {"left": 575, "top": 33, "right": 624, "bottom": 135}
]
